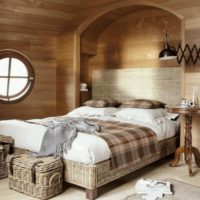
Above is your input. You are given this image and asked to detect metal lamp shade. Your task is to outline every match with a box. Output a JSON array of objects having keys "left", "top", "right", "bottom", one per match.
[
  {"left": 159, "top": 34, "right": 177, "bottom": 60},
  {"left": 159, "top": 45, "right": 177, "bottom": 60}
]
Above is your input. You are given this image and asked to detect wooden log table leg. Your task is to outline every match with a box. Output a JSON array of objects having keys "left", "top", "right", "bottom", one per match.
[
  {"left": 169, "top": 146, "right": 184, "bottom": 167},
  {"left": 170, "top": 146, "right": 200, "bottom": 168},
  {"left": 184, "top": 114, "right": 193, "bottom": 176}
]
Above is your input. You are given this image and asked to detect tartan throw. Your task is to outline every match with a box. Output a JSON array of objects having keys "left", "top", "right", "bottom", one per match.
[
  {"left": 27, "top": 117, "right": 159, "bottom": 170},
  {"left": 87, "top": 119, "right": 160, "bottom": 170}
]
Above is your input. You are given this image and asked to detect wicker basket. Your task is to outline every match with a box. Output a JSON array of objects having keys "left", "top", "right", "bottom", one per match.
[
  {"left": 0, "top": 135, "right": 14, "bottom": 144},
  {"left": 0, "top": 135, "right": 13, "bottom": 179},
  {"left": 7, "top": 154, "right": 63, "bottom": 200},
  {"left": 0, "top": 152, "right": 8, "bottom": 179},
  {"left": 0, "top": 144, "right": 10, "bottom": 179}
]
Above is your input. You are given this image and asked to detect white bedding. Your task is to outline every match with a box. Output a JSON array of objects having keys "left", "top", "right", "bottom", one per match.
[{"left": 0, "top": 114, "right": 179, "bottom": 165}]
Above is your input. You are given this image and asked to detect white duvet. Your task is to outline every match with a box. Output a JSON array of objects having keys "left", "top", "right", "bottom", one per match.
[{"left": 0, "top": 114, "right": 179, "bottom": 165}]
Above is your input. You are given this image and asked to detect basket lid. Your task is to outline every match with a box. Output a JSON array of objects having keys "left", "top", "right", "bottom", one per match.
[
  {"left": 0, "top": 135, "right": 13, "bottom": 144},
  {"left": 7, "top": 154, "right": 62, "bottom": 172}
]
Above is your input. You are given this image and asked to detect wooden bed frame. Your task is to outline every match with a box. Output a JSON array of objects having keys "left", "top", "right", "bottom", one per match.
[{"left": 13, "top": 134, "right": 179, "bottom": 200}]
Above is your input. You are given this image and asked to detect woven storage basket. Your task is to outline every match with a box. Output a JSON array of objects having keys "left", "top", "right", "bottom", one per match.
[
  {"left": 0, "top": 135, "right": 13, "bottom": 179},
  {"left": 0, "top": 135, "right": 14, "bottom": 144},
  {"left": 7, "top": 154, "right": 63, "bottom": 200}
]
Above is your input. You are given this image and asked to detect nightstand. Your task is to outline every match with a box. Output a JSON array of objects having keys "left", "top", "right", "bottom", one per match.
[
  {"left": 166, "top": 106, "right": 200, "bottom": 176},
  {"left": 80, "top": 90, "right": 92, "bottom": 106}
]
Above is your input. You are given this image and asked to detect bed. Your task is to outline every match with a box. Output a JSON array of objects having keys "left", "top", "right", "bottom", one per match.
[
  {"left": 0, "top": 67, "right": 182, "bottom": 200},
  {"left": 0, "top": 105, "right": 180, "bottom": 199}
]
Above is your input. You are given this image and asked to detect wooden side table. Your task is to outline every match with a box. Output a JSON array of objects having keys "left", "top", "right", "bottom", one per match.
[
  {"left": 80, "top": 90, "right": 92, "bottom": 106},
  {"left": 166, "top": 106, "right": 200, "bottom": 176}
]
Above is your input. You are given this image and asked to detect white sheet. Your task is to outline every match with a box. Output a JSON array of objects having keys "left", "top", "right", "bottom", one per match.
[
  {"left": 113, "top": 117, "right": 179, "bottom": 142},
  {"left": 0, "top": 115, "right": 179, "bottom": 165},
  {"left": 0, "top": 118, "right": 110, "bottom": 165}
]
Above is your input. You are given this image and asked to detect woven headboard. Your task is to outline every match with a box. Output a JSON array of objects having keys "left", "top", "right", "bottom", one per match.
[{"left": 92, "top": 67, "right": 181, "bottom": 105}]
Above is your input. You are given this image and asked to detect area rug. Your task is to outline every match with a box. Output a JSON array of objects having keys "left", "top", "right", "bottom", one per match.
[{"left": 122, "top": 178, "right": 200, "bottom": 200}]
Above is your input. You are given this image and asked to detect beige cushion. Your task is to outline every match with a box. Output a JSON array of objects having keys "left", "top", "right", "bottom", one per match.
[
  {"left": 121, "top": 99, "right": 165, "bottom": 109},
  {"left": 83, "top": 99, "right": 121, "bottom": 108}
]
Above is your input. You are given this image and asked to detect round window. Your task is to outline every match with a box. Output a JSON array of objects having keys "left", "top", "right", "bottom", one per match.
[{"left": 0, "top": 50, "right": 35, "bottom": 103}]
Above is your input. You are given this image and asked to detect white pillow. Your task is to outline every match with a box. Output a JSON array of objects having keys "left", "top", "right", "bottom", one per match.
[
  {"left": 67, "top": 106, "right": 119, "bottom": 117},
  {"left": 165, "top": 112, "right": 179, "bottom": 120},
  {"left": 113, "top": 108, "right": 167, "bottom": 122}
]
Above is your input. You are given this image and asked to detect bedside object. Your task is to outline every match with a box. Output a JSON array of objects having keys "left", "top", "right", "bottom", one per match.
[
  {"left": 166, "top": 106, "right": 200, "bottom": 176},
  {"left": 80, "top": 83, "right": 88, "bottom": 91},
  {"left": 80, "top": 90, "right": 92, "bottom": 106}
]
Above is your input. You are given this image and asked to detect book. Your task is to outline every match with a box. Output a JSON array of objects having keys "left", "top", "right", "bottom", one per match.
[{"left": 135, "top": 178, "right": 173, "bottom": 200}]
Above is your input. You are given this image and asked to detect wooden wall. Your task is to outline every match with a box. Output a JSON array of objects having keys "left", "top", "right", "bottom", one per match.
[
  {"left": 0, "top": 33, "right": 57, "bottom": 120},
  {"left": 93, "top": 8, "right": 180, "bottom": 68},
  {"left": 80, "top": 1, "right": 200, "bottom": 70},
  {"left": 80, "top": 7, "right": 181, "bottom": 89},
  {"left": 56, "top": 31, "right": 79, "bottom": 116},
  {"left": 0, "top": 0, "right": 83, "bottom": 119},
  {"left": 0, "top": 0, "right": 84, "bottom": 119},
  {"left": 1, "top": 0, "right": 200, "bottom": 124},
  {"left": 77, "top": 0, "right": 200, "bottom": 152}
]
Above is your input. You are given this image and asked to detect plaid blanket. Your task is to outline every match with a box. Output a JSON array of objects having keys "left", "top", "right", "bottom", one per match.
[
  {"left": 27, "top": 117, "right": 159, "bottom": 170},
  {"left": 88, "top": 119, "right": 160, "bottom": 170}
]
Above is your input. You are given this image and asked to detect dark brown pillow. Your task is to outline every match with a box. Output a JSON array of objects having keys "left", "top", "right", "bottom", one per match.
[
  {"left": 83, "top": 99, "right": 121, "bottom": 108},
  {"left": 121, "top": 99, "right": 165, "bottom": 109}
]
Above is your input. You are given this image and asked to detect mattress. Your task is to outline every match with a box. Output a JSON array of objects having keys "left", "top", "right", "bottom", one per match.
[{"left": 0, "top": 114, "right": 179, "bottom": 165}]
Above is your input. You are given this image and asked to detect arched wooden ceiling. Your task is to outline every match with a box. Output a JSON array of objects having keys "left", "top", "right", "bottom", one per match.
[
  {"left": 0, "top": 0, "right": 198, "bottom": 38},
  {"left": 80, "top": 4, "right": 182, "bottom": 56},
  {"left": 80, "top": 4, "right": 183, "bottom": 41},
  {"left": 81, "top": 6, "right": 150, "bottom": 41},
  {"left": 0, "top": 0, "right": 84, "bottom": 36}
]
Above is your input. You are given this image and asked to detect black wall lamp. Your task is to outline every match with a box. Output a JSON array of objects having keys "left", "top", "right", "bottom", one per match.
[
  {"left": 159, "top": 34, "right": 177, "bottom": 60},
  {"left": 159, "top": 34, "right": 200, "bottom": 65}
]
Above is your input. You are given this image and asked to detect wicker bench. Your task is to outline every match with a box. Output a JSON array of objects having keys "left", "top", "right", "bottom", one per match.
[
  {"left": 0, "top": 135, "right": 13, "bottom": 179},
  {"left": 7, "top": 154, "right": 63, "bottom": 200}
]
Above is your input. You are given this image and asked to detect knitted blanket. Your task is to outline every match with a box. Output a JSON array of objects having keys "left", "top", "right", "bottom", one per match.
[{"left": 26, "top": 118, "right": 100, "bottom": 157}]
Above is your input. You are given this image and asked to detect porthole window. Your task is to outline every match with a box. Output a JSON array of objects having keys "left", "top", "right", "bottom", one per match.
[{"left": 0, "top": 50, "right": 35, "bottom": 104}]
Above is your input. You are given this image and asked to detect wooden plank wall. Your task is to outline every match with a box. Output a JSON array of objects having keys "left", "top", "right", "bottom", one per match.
[
  {"left": 79, "top": 0, "right": 200, "bottom": 151},
  {"left": 82, "top": 1, "right": 200, "bottom": 70},
  {"left": 0, "top": 33, "right": 57, "bottom": 120},
  {"left": 56, "top": 32, "right": 77, "bottom": 115},
  {"left": 93, "top": 8, "right": 181, "bottom": 69},
  {"left": 0, "top": 0, "right": 82, "bottom": 119},
  {"left": 0, "top": 0, "right": 200, "bottom": 123},
  {"left": 81, "top": 7, "right": 181, "bottom": 89}
]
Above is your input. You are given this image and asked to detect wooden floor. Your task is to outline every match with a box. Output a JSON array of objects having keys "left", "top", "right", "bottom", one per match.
[{"left": 1, "top": 156, "right": 200, "bottom": 200}]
